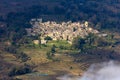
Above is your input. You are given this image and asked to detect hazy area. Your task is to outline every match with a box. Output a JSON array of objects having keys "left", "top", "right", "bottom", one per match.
[{"left": 59, "top": 61, "right": 120, "bottom": 80}]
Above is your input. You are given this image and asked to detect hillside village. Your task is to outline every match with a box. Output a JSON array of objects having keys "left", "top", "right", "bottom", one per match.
[{"left": 26, "top": 19, "right": 99, "bottom": 44}]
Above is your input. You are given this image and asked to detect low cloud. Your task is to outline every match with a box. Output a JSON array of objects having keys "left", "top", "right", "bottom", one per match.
[{"left": 58, "top": 61, "right": 120, "bottom": 80}]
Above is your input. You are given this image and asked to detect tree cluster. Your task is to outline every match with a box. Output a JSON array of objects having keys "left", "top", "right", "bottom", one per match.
[{"left": 72, "top": 33, "right": 115, "bottom": 52}]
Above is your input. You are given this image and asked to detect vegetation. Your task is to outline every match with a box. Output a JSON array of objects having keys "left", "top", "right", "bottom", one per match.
[
  {"left": 51, "top": 45, "right": 56, "bottom": 54},
  {"left": 47, "top": 40, "right": 71, "bottom": 49},
  {"left": 5, "top": 46, "right": 30, "bottom": 62},
  {"left": 46, "top": 45, "right": 56, "bottom": 59},
  {"left": 44, "top": 36, "right": 52, "bottom": 41},
  {"left": 0, "top": 0, "right": 120, "bottom": 79},
  {"left": 72, "top": 33, "right": 116, "bottom": 52},
  {"left": 46, "top": 51, "right": 52, "bottom": 59},
  {"left": 9, "top": 65, "right": 33, "bottom": 77},
  {"left": 0, "top": 0, "right": 120, "bottom": 44}
]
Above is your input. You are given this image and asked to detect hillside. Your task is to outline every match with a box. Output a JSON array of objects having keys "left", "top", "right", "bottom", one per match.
[
  {"left": 0, "top": 0, "right": 120, "bottom": 42},
  {"left": 0, "top": 0, "right": 120, "bottom": 80},
  {"left": 0, "top": 0, "right": 120, "bottom": 30}
]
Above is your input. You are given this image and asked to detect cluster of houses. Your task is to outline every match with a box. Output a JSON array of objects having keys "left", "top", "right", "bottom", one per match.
[{"left": 26, "top": 18, "right": 99, "bottom": 44}]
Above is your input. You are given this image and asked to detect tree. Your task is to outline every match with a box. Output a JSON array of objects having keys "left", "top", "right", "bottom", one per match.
[
  {"left": 46, "top": 45, "right": 56, "bottom": 59},
  {"left": 51, "top": 45, "right": 56, "bottom": 54},
  {"left": 85, "top": 33, "right": 97, "bottom": 46},
  {"left": 72, "top": 33, "right": 99, "bottom": 52},
  {"left": 44, "top": 36, "right": 52, "bottom": 40},
  {"left": 72, "top": 37, "right": 86, "bottom": 52}
]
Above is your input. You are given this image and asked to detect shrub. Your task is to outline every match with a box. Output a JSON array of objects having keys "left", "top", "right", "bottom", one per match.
[
  {"left": 4, "top": 46, "right": 30, "bottom": 62},
  {"left": 18, "top": 52, "right": 30, "bottom": 62},
  {"left": 51, "top": 45, "right": 56, "bottom": 54},
  {"left": 44, "top": 36, "right": 52, "bottom": 40},
  {"left": 72, "top": 36, "right": 86, "bottom": 51},
  {"left": 9, "top": 65, "right": 33, "bottom": 77},
  {"left": 46, "top": 51, "right": 52, "bottom": 59},
  {"left": 59, "top": 45, "right": 68, "bottom": 50}
]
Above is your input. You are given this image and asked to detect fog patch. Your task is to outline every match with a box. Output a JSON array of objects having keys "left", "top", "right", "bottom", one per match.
[{"left": 58, "top": 61, "right": 120, "bottom": 80}]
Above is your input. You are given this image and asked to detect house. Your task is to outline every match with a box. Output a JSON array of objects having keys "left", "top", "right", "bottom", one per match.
[{"left": 27, "top": 19, "right": 99, "bottom": 44}]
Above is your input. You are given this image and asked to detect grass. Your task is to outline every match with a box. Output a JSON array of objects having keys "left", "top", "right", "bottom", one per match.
[
  {"left": 46, "top": 40, "right": 72, "bottom": 50},
  {"left": 18, "top": 40, "right": 76, "bottom": 65},
  {"left": 2, "top": 44, "right": 114, "bottom": 79},
  {"left": 6, "top": 39, "right": 119, "bottom": 80},
  {"left": 47, "top": 40, "right": 70, "bottom": 46}
]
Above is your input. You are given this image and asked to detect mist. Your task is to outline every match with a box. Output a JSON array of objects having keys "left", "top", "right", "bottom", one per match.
[{"left": 58, "top": 61, "right": 120, "bottom": 80}]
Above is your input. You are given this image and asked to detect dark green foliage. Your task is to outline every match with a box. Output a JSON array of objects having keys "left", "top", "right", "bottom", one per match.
[
  {"left": 85, "top": 33, "right": 97, "bottom": 46},
  {"left": 5, "top": 46, "right": 30, "bottom": 62},
  {"left": 72, "top": 37, "right": 86, "bottom": 51},
  {"left": 73, "top": 27, "right": 77, "bottom": 32},
  {"left": 59, "top": 45, "right": 67, "bottom": 50},
  {"left": 70, "top": 66, "right": 73, "bottom": 70},
  {"left": 51, "top": 45, "right": 56, "bottom": 54},
  {"left": 46, "top": 52, "right": 52, "bottom": 59},
  {"left": 44, "top": 36, "right": 52, "bottom": 40},
  {"left": 46, "top": 45, "right": 56, "bottom": 59},
  {"left": 18, "top": 52, "right": 30, "bottom": 62},
  {"left": 72, "top": 33, "right": 115, "bottom": 52},
  {"left": 41, "top": 44, "right": 47, "bottom": 47},
  {"left": 0, "top": 0, "right": 119, "bottom": 49},
  {"left": 5, "top": 12, "right": 32, "bottom": 46},
  {"left": 9, "top": 65, "right": 33, "bottom": 77},
  {"left": 21, "top": 36, "right": 33, "bottom": 45}
]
